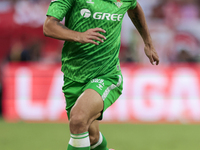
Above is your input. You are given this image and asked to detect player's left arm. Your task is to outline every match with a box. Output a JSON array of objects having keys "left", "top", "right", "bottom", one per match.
[{"left": 128, "top": 2, "right": 159, "bottom": 65}]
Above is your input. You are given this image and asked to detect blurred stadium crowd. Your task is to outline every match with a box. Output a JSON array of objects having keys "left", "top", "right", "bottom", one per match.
[
  {"left": 0, "top": 0, "right": 200, "bottom": 115},
  {"left": 121, "top": 0, "right": 200, "bottom": 63}
]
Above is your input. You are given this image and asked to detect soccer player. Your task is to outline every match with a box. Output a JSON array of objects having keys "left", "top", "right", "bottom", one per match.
[{"left": 43, "top": 0, "right": 159, "bottom": 150}]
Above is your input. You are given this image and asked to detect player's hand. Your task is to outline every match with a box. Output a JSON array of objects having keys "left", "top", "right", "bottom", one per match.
[
  {"left": 144, "top": 44, "right": 159, "bottom": 65},
  {"left": 77, "top": 28, "right": 106, "bottom": 45}
]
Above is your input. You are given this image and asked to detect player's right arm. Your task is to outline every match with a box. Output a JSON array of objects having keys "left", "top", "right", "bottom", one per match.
[{"left": 43, "top": 16, "right": 106, "bottom": 45}]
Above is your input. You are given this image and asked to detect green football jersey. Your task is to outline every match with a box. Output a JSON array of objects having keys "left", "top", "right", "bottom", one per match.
[{"left": 47, "top": 0, "right": 137, "bottom": 83}]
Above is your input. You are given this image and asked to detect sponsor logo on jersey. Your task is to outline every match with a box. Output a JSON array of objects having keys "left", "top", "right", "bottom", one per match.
[
  {"left": 80, "top": 9, "right": 123, "bottom": 21},
  {"left": 86, "top": 0, "right": 94, "bottom": 4},
  {"left": 114, "top": 0, "right": 123, "bottom": 8},
  {"left": 80, "top": 9, "right": 91, "bottom": 18}
]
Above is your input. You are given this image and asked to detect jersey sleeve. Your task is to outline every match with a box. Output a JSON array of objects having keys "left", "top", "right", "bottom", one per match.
[
  {"left": 129, "top": 0, "right": 137, "bottom": 10},
  {"left": 46, "top": 0, "right": 74, "bottom": 21}
]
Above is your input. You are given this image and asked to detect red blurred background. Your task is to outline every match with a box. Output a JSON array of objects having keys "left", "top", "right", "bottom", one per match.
[{"left": 1, "top": 0, "right": 200, "bottom": 123}]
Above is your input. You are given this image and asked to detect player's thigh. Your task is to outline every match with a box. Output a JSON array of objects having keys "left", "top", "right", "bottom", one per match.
[
  {"left": 84, "top": 73, "right": 123, "bottom": 120},
  {"left": 70, "top": 89, "right": 104, "bottom": 123}
]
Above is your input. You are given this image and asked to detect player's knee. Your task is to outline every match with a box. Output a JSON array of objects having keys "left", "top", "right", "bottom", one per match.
[{"left": 69, "top": 113, "right": 88, "bottom": 134}]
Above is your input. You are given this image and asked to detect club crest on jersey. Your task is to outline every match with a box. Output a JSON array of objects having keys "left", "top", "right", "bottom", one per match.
[{"left": 114, "top": 0, "right": 123, "bottom": 8}]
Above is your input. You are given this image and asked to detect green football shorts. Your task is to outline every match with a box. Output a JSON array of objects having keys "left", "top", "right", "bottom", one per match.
[{"left": 62, "top": 73, "right": 123, "bottom": 120}]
